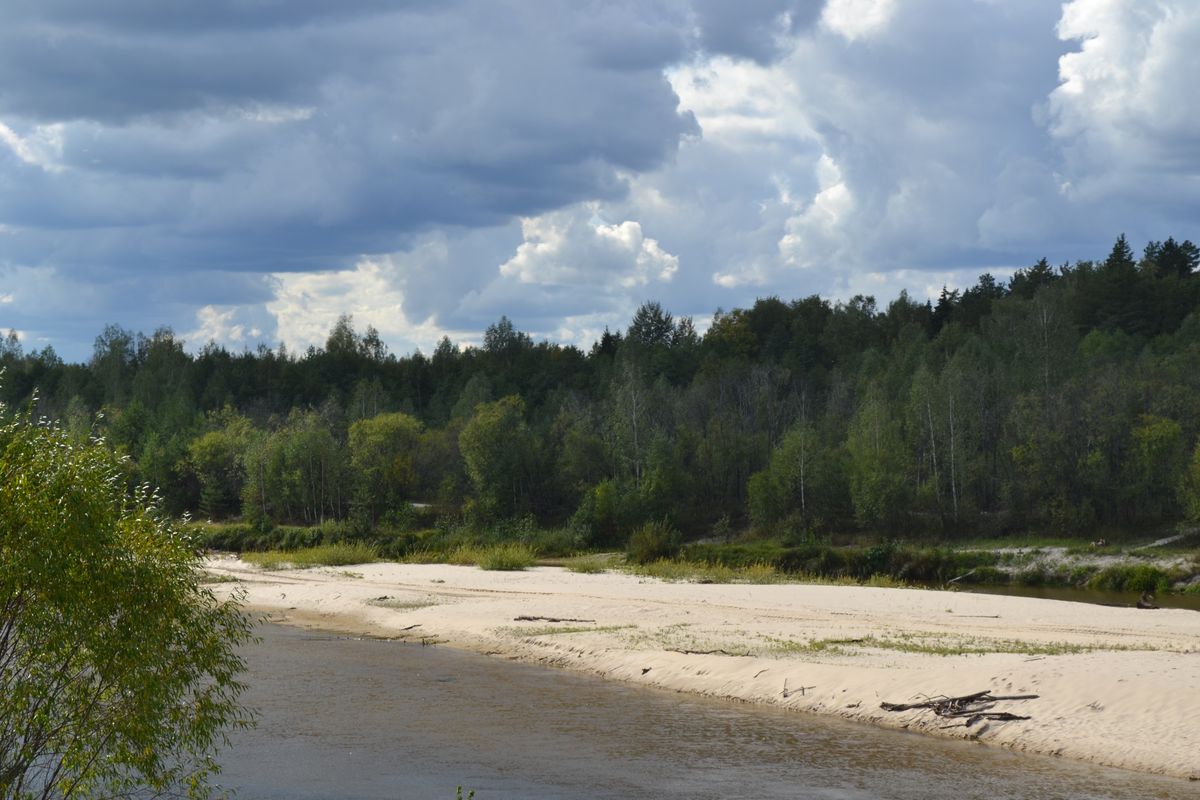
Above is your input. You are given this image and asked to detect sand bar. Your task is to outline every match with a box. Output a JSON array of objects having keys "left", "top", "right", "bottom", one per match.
[{"left": 205, "top": 556, "right": 1200, "bottom": 780}]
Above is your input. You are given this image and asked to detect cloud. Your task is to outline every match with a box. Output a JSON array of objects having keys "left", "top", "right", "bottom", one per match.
[
  {"left": 690, "top": 0, "right": 823, "bottom": 62},
  {"left": 0, "top": 2, "right": 698, "bottom": 277},
  {"left": 821, "top": 0, "right": 896, "bottom": 41},
  {"left": 267, "top": 256, "right": 477, "bottom": 355},
  {"left": 0, "top": 121, "right": 64, "bottom": 172},
  {"left": 1047, "top": 0, "right": 1200, "bottom": 214},
  {"left": 499, "top": 210, "right": 678, "bottom": 289},
  {"left": 182, "top": 305, "right": 263, "bottom": 350},
  {"left": 778, "top": 154, "right": 856, "bottom": 270},
  {"left": 3, "top": 0, "right": 1199, "bottom": 362}
]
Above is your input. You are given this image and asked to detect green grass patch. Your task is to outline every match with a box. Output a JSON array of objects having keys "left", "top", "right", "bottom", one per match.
[
  {"left": 624, "top": 559, "right": 785, "bottom": 584},
  {"left": 241, "top": 542, "right": 378, "bottom": 570},
  {"left": 445, "top": 542, "right": 538, "bottom": 571},
  {"left": 564, "top": 555, "right": 610, "bottom": 574}
]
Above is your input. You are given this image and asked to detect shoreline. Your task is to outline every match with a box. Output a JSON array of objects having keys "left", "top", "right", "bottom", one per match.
[{"left": 204, "top": 556, "right": 1200, "bottom": 781}]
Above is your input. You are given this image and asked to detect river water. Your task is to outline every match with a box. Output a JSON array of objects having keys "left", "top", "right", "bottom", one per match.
[
  {"left": 960, "top": 583, "right": 1200, "bottom": 612},
  {"left": 216, "top": 624, "right": 1195, "bottom": 799}
]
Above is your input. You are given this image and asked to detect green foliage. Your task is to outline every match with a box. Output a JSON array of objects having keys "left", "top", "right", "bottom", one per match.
[
  {"left": 241, "top": 542, "right": 378, "bottom": 569},
  {"left": 187, "top": 408, "right": 253, "bottom": 519},
  {"left": 475, "top": 542, "right": 538, "bottom": 570},
  {"left": 458, "top": 395, "right": 532, "bottom": 521},
  {"left": 1182, "top": 440, "right": 1200, "bottom": 523},
  {"left": 626, "top": 519, "right": 681, "bottom": 564},
  {"left": 8, "top": 232, "right": 1200, "bottom": 546},
  {"left": 0, "top": 408, "right": 252, "bottom": 797},
  {"left": 348, "top": 411, "right": 423, "bottom": 526},
  {"left": 846, "top": 383, "right": 910, "bottom": 531},
  {"left": 564, "top": 555, "right": 609, "bottom": 574},
  {"left": 626, "top": 559, "right": 782, "bottom": 584},
  {"left": 447, "top": 542, "right": 537, "bottom": 570},
  {"left": 571, "top": 479, "right": 642, "bottom": 547},
  {"left": 240, "top": 409, "right": 348, "bottom": 527},
  {"left": 1086, "top": 565, "right": 1173, "bottom": 594},
  {"left": 1124, "top": 414, "right": 1185, "bottom": 519}
]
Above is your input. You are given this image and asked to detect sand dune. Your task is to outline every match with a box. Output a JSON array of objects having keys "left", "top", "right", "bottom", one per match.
[{"left": 205, "top": 556, "right": 1200, "bottom": 780}]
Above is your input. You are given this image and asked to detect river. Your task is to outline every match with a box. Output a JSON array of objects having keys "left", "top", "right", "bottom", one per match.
[{"left": 215, "top": 624, "right": 1195, "bottom": 799}]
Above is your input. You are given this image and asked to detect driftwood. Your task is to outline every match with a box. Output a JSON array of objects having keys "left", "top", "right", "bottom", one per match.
[
  {"left": 666, "top": 647, "right": 749, "bottom": 656},
  {"left": 947, "top": 568, "right": 976, "bottom": 584},
  {"left": 513, "top": 615, "right": 596, "bottom": 623},
  {"left": 881, "top": 690, "right": 1036, "bottom": 723}
]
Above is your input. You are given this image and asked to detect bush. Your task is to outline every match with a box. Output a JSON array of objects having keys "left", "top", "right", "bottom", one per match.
[
  {"left": 519, "top": 526, "right": 581, "bottom": 557},
  {"left": 476, "top": 542, "right": 537, "bottom": 571},
  {"left": 0, "top": 408, "right": 252, "bottom": 797},
  {"left": 626, "top": 519, "right": 681, "bottom": 565},
  {"left": 564, "top": 555, "right": 608, "bottom": 574},
  {"left": 1086, "top": 565, "right": 1172, "bottom": 594}
]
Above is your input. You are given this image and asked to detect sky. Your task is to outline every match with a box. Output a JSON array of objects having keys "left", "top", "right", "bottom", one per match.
[{"left": 1, "top": 0, "right": 1198, "bottom": 362}]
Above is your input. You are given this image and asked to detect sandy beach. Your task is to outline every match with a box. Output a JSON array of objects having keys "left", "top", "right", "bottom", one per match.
[{"left": 205, "top": 556, "right": 1200, "bottom": 781}]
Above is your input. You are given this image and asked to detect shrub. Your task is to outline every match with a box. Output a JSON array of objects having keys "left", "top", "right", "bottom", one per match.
[
  {"left": 564, "top": 556, "right": 608, "bottom": 574},
  {"left": 626, "top": 519, "right": 681, "bottom": 564},
  {"left": 475, "top": 542, "right": 537, "bottom": 571},
  {"left": 1086, "top": 565, "right": 1172, "bottom": 594},
  {"left": 0, "top": 407, "right": 252, "bottom": 797},
  {"left": 520, "top": 526, "right": 581, "bottom": 557}
]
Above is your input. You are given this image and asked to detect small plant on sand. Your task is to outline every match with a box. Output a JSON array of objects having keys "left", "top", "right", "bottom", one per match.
[
  {"left": 564, "top": 555, "right": 609, "bottom": 574},
  {"left": 367, "top": 596, "right": 439, "bottom": 610}
]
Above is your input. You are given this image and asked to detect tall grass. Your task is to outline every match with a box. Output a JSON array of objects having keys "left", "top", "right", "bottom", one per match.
[
  {"left": 445, "top": 542, "right": 537, "bottom": 571},
  {"left": 625, "top": 559, "right": 785, "bottom": 584},
  {"left": 241, "top": 542, "right": 378, "bottom": 570},
  {"left": 564, "top": 555, "right": 610, "bottom": 574}
]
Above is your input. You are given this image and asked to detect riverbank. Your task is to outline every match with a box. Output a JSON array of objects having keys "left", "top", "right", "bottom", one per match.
[{"left": 204, "top": 556, "right": 1200, "bottom": 781}]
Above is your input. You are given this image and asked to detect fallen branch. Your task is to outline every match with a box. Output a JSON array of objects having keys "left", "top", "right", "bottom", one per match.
[
  {"left": 667, "top": 648, "right": 749, "bottom": 657},
  {"left": 947, "top": 568, "right": 977, "bottom": 584},
  {"left": 881, "top": 689, "right": 1037, "bottom": 723},
  {"left": 514, "top": 615, "right": 596, "bottom": 623}
]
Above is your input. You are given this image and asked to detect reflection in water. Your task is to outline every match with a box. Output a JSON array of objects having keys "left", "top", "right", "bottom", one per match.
[
  {"left": 217, "top": 624, "right": 1194, "bottom": 799},
  {"left": 960, "top": 583, "right": 1200, "bottom": 612}
]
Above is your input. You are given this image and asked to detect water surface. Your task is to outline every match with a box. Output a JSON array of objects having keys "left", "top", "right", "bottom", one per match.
[
  {"left": 960, "top": 583, "right": 1200, "bottom": 611},
  {"left": 217, "top": 624, "right": 1195, "bottom": 799}
]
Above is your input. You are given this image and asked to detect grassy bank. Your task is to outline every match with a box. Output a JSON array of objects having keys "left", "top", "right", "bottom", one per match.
[{"left": 192, "top": 518, "right": 1200, "bottom": 593}]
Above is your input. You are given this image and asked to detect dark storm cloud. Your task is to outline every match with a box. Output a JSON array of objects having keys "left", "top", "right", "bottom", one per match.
[
  {"left": 3, "top": 0, "right": 1198, "bottom": 360},
  {"left": 691, "top": 0, "right": 823, "bottom": 63},
  {"left": 0, "top": 0, "right": 704, "bottom": 297}
]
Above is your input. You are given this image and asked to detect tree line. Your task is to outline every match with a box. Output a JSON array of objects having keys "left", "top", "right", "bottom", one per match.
[{"left": 4, "top": 233, "right": 1200, "bottom": 543}]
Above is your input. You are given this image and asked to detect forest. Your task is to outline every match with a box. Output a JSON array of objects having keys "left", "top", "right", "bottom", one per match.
[{"left": 4, "top": 234, "right": 1200, "bottom": 550}]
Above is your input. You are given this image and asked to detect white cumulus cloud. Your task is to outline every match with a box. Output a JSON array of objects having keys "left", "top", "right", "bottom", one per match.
[
  {"left": 268, "top": 255, "right": 474, "bottom": 355},
  {"left": 499, "top": 209, "right": 678, "bottom": 289},
  {"left": 1048, "top": 0, "right": 1200, "bottom": 203},
  {"left": 821, "top": 0, "right": 897, "bottom": 41}
]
